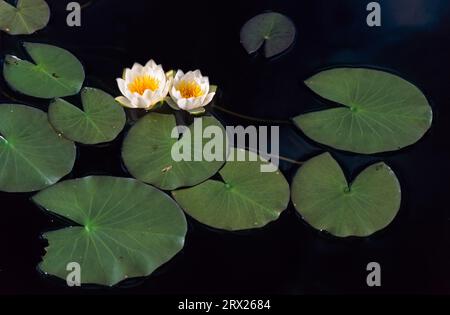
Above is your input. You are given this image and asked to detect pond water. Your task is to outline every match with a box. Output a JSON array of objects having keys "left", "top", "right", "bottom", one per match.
[{"left": 0, "top": 0, "right": 449, "bottom": 294}]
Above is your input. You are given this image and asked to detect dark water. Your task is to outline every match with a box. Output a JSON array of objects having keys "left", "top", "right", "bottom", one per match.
[{"left": 0, "top": 0, "right": 450, "bottom": 294}]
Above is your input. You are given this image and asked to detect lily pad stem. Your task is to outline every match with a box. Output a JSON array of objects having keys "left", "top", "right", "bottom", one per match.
[{"left": 211, "top": 104, "right": 293, "bottom": 125}]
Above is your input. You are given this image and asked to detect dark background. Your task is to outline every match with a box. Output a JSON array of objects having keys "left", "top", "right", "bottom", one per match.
[{"left": 0, "top": 0, "right": 449, "bottom": 294}]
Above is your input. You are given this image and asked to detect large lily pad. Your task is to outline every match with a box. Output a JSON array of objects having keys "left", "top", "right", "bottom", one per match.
[
  {"left": 294, "top": 68, "right": 433, "bottom": 154},
  {"left": 0, "top": 0, "right": 50, "bottom": 35},
  {"left": 0, "top": 104, "right": 76, "bottom": 192},
  {"left": 32, "top": 176, "right": 187, "bottom": 286},
  {"left": 172, "top": 149, "right": 290, "bottom": 231},
  {"left": 122, "top": 113, "right": 227, "bottom": 190},
  {"left": 240, "top": 12, "right": 295, "bottom": 58},
  {"left": 291, "top": 153, "right": 401, "bottom": 237},
  {"left": 3, "top": 42, "right": 85, "bottom": 98},
  {"left": 48, "top": 87, "right": 126, "bottom": 144}
]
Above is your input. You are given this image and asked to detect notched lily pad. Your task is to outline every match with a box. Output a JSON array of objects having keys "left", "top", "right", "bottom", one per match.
[
  {"left": 0, "top": 104, "right": 76, "bottom": 192},
  {"left": 49, "top": 87, "right": 126, "bottom": 144},
  {"left": 172, "top": 149, "right": 290, "bottom": 231},
  {"left": 293, "top": 68, "right": 433, "bottom": 154},
  {"left": 122, "top": 112, "right": 227, "bottom": 190},
  {"left": 32, "top": 176, "right": 187, "bottom": 286},
  {"left": 240, "top": 12, "right": 296, "bottom": 58},
  {"left": 0, "top": 0, "right": 50, "bottom": 35},
  {"left": 291, "top": 153, "right": 401, "bottom": 237},
  {"left": 3, "top": 42, "right": 85, "bottom": 98}
]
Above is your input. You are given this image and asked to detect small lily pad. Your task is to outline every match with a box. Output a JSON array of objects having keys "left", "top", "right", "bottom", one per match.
[
  {"left": 49, "top": 87, "right": 126, "bottom": 144},
  {"left": 172, "top": 149, "right": 290, "bottom": 231},
  {"left": 291, "top": 153, "right": 401, "bottom": 237},
  {"left": 33, "top": 176, "right": 187, "bottom": 286},
  {"left": 3, "top": 42, "right": 85, "bottom": 98},
  {"left": 240, "top": 12, "right": 295, "bottom": 58},
  {"left": 122, "top": 113, "right": 227, "bottom": 190},
  {"left": 293, "top": 68, "right": 433, "bottom": 154},
  {"left": 0, "top": 104, "right": 76, "bottom": 192},
  {"left": 0, "top": 0, "right": 50, "bottom": 35}
]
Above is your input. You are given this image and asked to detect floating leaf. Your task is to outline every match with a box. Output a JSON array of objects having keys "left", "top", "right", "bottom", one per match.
[
  {"left": 3, "top": 42, "right": 85, "bottom": 98},
  {"left": 172, "top": 149, "right": 290, "bottom": 231},
  {"left": 293, "top": 68, "right": 433, "bottom": 154},
  {"left": 33, "top": 176, "right": 187, "bottom": 286},
  {"left": 0, "top": 104, "right": 76, "bottom": 192},
  {"left": 0, "top": 0, "right": 50, "bottom": 35},
  {"left": 240, "top": 12, "right": 295, "bottom": 58},
  {"left": 291, "top": 153, "right": 401, "bottom": 237},
  {"left": 122, "top": 113, "right": 227, "bottom": 190},
  {"left": 48, "top": 87, "right": 126, "bottom": 144}
]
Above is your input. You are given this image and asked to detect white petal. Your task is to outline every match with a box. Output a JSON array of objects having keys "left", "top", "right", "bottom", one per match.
[
  {"left": 124, "top": 68, "right": 133, "bottom": 82},
  {"left": 161, "top": 77, "right": 172, "bottom": 98},
  {"left": 183, "top": 98, "right": 204, "bottom": 110},
  {"left": 131, "top": 62, "right": 143, "bottom": 73},
  {"left": 144, "top": 59, "right": 157, "bottom": 69},
  {"left": 193, "top": 70, "right": 202, "bottom": 78},
  {"left": 170, "top": 87, "right": 182, "bottom": 100},
  {"left": 177, "top": 98, "right": 188, "bottom": 109},
  {"left": 153, "top": 66, "right": 166, "bottom": 83},
  {"left": 200, "top": 76, "right": 209, "bottom": 85},
  {"left": 202, "top": 92, "right": 215, "bottom": 106},
  {"left": 143, "top": 89, "right": 157, "bottom": 101},
  {"left": 200, "top": 81, "right": 209, "bottom": 94},
  {"left": 115, "top": 96, "right": 135, "bottom": 108},
  {"left": 183, "top": 71, "right": 195, "bottom": 81},
  {"left": 116, "top": 78, "right": 128, "bottom": 96},
  {"left": 174, "top": 70, "right": 184, "bottom": 83}
]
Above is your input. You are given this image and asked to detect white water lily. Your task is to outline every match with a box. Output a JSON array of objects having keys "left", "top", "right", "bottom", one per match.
[
  {"left": 116, "top": 60, "right": 172, "bottom": 109},
  {"left": 168, "top": 70, "right": 215, "bottom": 111}
]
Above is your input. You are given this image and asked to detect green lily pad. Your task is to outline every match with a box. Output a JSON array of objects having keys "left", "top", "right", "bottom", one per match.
[
  {"left": 122, "top": 113, "right": 227, "bottom": 190},
  {"left": 0, "top": 104, "right": 76, "bottom": 192},
  {"left": 3, "top": 42, "right": 85, "bottom": 98},
  {"left": 172, "top": 149, "right": 290, "bottom": 231},
  {"left": 294, "top": 68, "right": 433, "bottom": 154},
  {"left": 32, "top": 176, "right": 187, "bottom": 286},
  {"left": 291, "top": 153, "right": 401, "bottom": 237},
  {"left": 0, "top": 0, "right": 50, "bottom": 35},
  {"left": 240, "top": 12, "right": 295, "bottom": 58},
  {"left": 48, "top": 87, "right": 126, "bottom": 145}
]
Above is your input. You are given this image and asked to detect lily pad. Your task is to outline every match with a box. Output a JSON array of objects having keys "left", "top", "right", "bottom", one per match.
[
  {"left": 240, "top": 12, "right": 295, "bottom": 58},
  {"left": 3, "top": 42, "right": 85, "bottom": 98},
  {"left": 291, "top": 153, "right": 401, "bottom": 237},
  {"left": 0, "top": 104, "right": 76, "bottom": 192},
  {"left": 0, "top": 0, "right": 50, "bottom": 35},
  {"left": 172, "top": 149, "right": 290, "bottom": 231},
  {"left": 49, "top": 87, "right": 126, "bottom": 144},
  {"left": 32, "top": 176, "right": 187, "bottom": 286},
  {"left": 122, "top": 113, "right": 227, "bottom": 190},
  {"left": 294, "top": 68, "right": 433, "bottom": 154}
]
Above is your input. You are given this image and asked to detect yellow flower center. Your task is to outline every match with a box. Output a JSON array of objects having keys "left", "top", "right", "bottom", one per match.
[
  {"left": 177, "top": 80, "right": 204, "bottom": 98},
  {"left": 128, "top": 75, "right": 159, "bottom": 95}
]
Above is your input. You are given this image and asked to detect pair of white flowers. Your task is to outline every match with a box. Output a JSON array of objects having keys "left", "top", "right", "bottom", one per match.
[{"left": 116, "top": 60, "right": 216, "bottom": 112}]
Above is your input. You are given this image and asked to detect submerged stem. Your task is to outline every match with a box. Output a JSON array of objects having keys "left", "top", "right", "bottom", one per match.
[
  {"left": 211, "top": 104, "right": 293, "bottom": 125},
  {"left": 244, "top": 147, "right": 304, "bottom": 165}
]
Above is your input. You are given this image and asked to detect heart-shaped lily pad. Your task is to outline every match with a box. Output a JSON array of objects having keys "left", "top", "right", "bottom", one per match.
[
  {"left": 0, "top": 0, "right": 50, "bottom": 35},
  {"left": 291, "top": 153, "right": 401, "bottom": 237},
  {"left": 0, "top": 104, "right": 76, "bottom": 192},
  {"left": 172, "top": 149, "right": 290, "bottom": 231},
  {"left": 3, "top": 42, "right": 85, "bottom": 98},
  {"left": 240, "top": 12, "right": 295, "bottom": 58},
  {"left": 32, "top": 176, "right": 187, "bottom": 286},
  {"left": 49, "top": 87, "right": 126, "bottom": 144},
  {"left": 293, "top": 68, "right": 433, "bottom": 154},
  {"left": 122, "top": 113, "right": 227, "bottom": 190}
]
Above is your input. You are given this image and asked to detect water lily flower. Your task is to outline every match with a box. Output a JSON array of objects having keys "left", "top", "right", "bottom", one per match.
[
  {"left": 168, "top": 70, "right": 215, "bottom": 112},
  {"left": 116, "top": 60, "right": 172, "bottom": 109}
]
